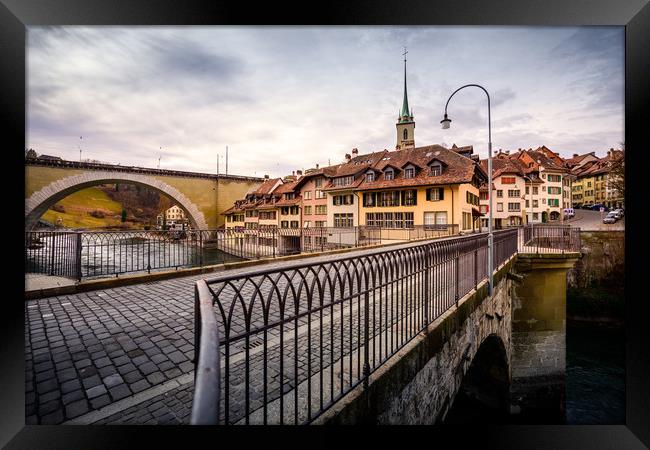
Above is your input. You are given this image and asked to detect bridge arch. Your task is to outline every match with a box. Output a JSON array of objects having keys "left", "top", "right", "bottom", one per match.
[
  {"left": 25, "top": 171, "right": 209, "bottom": 230},
  {"left": 444, "top": 333, "right": 510, "bottom": 423}
]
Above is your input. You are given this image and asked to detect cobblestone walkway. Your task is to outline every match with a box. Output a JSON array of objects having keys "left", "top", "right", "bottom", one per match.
[{"left": 25, "top": 239, "right": 456, "bottom": 425}]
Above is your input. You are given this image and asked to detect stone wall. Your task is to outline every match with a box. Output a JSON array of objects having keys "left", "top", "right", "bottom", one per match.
[{"left": 567, "top": 231, "right": 624, "bottom": 289}]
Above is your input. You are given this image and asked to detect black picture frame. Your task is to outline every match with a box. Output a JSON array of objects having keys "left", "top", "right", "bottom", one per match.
[{"left": 2, "top": 0, "right": 648, "bottom": 447}]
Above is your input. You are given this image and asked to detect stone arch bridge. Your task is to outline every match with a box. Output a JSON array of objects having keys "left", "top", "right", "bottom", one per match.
[{"left": 25, "top": 158, "right": 263, "bottom": 230}]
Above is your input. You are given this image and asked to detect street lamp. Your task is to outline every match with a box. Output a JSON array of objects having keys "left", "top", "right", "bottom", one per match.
[{"left": 441, "top": 84, "right": 493, "bottom": 294}]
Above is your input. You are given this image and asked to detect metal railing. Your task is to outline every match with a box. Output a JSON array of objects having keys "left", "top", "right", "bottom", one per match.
[
  {"left": 25, "top": 225, "right": 460, "bottom": 281},
  {"left": 191, "top": 228, "right": 518, "bottom": 425},
  {"left": 519, "top": 225, "right": 581, "bottom": 254}
]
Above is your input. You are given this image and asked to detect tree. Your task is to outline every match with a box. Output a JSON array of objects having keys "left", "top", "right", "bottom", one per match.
[
  {"left": 25, "top": 148, "right": 38, "bottom": 159},
  {"left": 121, "top": 209, "right": 127, "bottom": 223},
  {"left": 608, "top": 144, "right": 624, "bottom": 202}
]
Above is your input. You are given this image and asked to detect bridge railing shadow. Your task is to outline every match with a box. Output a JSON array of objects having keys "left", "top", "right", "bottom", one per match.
[{"left": 192, "top": 228, "right": 519, "bottom": 425}]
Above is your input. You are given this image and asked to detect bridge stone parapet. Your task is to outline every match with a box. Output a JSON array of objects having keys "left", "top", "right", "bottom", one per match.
[{"left": 315, "top": 257, "right": 516, "bottom": 425}]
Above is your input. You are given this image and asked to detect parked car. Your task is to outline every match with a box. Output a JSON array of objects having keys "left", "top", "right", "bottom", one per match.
[
  {"left": 613, "top": 208, "right": 624, "bottom": 218},
  {"left": 603, "top": 212, "right": 618, "bottom": 224},
  {"left": 610, "top": 210, "right": 623, "bottom": 220},
  {"left": 592, "top": 204, "right": 609, "bottom": 212},
  {"left": 581, "top": 205, "right": 593, "bottom": 210}
]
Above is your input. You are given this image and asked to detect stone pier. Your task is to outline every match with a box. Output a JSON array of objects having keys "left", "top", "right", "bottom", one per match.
[{"left": 510, "top": 252, "right": 580, "bottom": 421}]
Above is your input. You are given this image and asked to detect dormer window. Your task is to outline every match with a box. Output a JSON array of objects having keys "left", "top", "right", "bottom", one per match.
[
  {"left": 384, "top": 169, "right": 394, "bottom": 180},
  {"left": 430, "top": 162, "right": 443, "bottom": 176},
  {"left": 404, "top": 166, "right": 415, "bottom": 179},
  {"left": 366, "top": 171, "right": 375, "bottom": 182},
  {"left": 284, "top": 193, "right": 295, "bottom": 200}
]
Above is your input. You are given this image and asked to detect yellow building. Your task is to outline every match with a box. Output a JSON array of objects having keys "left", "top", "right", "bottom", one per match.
[{"left": 323, "top": 144, "right": 486, "bottom": 234}]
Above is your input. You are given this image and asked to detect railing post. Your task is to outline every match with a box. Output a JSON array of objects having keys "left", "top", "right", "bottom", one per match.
[
  {"left": 49, "top": 232, "right": 56, "bottom": 276},
  {"left": 199, "top": 231, "right": 204, "bottom": 266},
  {"left": 363, "top": 286, "right": 370, "bottom": 393},
  {"left": 76, "top": 232, "right": 82, "bottom": 282},
  {"left": 424, "top": 246, "right": 430, "bottom": 325},
  {"left": 474, "top": 236, "right": 478, "bottom": 290},
  {"left": 147, "top": 238, "right": 151, "bottom": 274},
  {"left": 455, "top": 244, "right": 460, "bottom": 307},
  {"left": 320, "top": 227, "right": 324, "bottom": 252}
]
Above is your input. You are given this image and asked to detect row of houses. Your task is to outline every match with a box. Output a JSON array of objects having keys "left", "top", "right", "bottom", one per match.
[{"left": 222, "top": 143, "right": 624, "bottom": 234}]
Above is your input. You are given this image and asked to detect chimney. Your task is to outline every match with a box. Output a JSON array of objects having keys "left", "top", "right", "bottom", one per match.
[
  {"left": 590, "top": 151, "right": 595, "bottom": 156},
  {"left": 264, "top": 174, "right": 269, "bottom": 179},
  {"left": 315, "top": 163, "right": 319, "bottom": 169},
  {"left": 505, "top": 150, "right": 510, "bottom": 155},
  {"left": 345, "top": 153, "right": 351, "bottom": 162},
  {"left": 292, "top": 171, "right": 295, "bottom": 176},
  {"left": 573, "top": 154, "right": 579, "bottom": 158},
  {"left": 352, "top": 148, "right": 358, "bottom": 155},
  {"left": 296, "top": 170, "right": 303, "bottom": 176}
]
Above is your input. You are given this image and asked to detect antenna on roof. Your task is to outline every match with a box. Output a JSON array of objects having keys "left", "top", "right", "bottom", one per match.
[
  {"left": 158, "top": 148, "right": 161, "bottom": 169},
  {"left": 79, "top": 136, "right": 83, "bottom": 162},
  {"left": 225, "top": 146, "right": 229, "bottom": 175}
]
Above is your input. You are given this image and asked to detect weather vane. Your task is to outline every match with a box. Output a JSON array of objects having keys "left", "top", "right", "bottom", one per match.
[{"left": 402, "top": 46, "right": 408, "bottom": 62}]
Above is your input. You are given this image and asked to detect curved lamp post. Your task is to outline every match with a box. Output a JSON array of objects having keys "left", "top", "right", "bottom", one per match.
[{"left": 441, "top": 84, "right": 493, "bottom": 294}]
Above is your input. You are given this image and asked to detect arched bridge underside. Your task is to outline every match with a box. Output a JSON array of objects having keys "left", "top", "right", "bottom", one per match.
[
  {"left": 25, "top": 171, "right": 210, "bottom": 230},
  {"left": 317, "top": 257, "right": 515, "bottom": 425}
]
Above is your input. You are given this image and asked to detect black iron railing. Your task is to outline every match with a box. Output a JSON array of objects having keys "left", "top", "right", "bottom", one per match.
[
  {"left": 191, "top": 228, "right": 518, "bottom": 425},
  {"left": 25, "top": 225, "right": 460, "bottom": 281},
  {"left": 520, "top": 225, "right": 581, "bottom": 254}
]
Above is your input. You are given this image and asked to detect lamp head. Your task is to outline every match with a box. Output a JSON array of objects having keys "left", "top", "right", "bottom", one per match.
[{"left": 440, "top": 114, "right": 451, "bottom": 130}]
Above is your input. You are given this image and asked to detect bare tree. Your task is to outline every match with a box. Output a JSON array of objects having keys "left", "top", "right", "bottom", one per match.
[{"left": 608, "top": 142, "right": 624, "bottom": 201}]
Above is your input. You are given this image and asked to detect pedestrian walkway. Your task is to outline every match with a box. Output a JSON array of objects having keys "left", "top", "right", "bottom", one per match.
[
  {"left": 25, "top": 273, "right": 77, "bottom": 291},
  {"left": 25, "top": 236, "right": 460, "bottom": 425}
]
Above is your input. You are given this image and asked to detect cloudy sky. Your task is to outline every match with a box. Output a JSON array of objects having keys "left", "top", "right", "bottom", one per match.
[{"left": 27, "top": 26, "right": 624, "bottom": 178}]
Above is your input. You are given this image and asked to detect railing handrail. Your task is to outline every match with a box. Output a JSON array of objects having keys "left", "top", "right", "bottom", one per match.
[
  {"left": 191, "top": 279, "right": 221, "bottom": 425},
  {"left": 201, "top": 228, "right": 513, "bottom": 286}
]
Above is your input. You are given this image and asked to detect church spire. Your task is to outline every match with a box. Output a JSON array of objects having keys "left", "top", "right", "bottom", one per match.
[
  {"left": 396, "top": 47, "right": 415, "bottom": 150},
  {"left": 400, "top": 47, "right": 410, "bottom": 121}
]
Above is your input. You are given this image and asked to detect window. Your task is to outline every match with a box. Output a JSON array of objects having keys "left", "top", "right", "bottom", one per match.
[
  {"left": 497, "top": 203, "right": 503, "bottom": 212},
  {"left": 315, "top": 205, "right": 327, "bottom": 215},
  {"left": 333, "top": 176, "right": 354, "bottom": 186},
  {"left": 533, "top": 187, "right": 539, "bottom": 195},
  {"left": 424, "top": 211, "right": 447, "bottom": 226},
  {"left": 290, "top": 206, "right": 299, "bottom": 215},
  {"left": 363, "top": 192, "right": 376, "bottom": 207},
  {"left": 480, "top": 191, "right": 488, "bottom": 200},
  {"left": 548, "top": 187, "right": 561, "bottom": 195},
  {"left": 384, "top": 169, "right": 394, "bottom": 180},
  {"left": 366, "top": 171, "right": 375, "bottom": 182},
  {"left": 542, "top": 174, "right": 546, "bottom": 179},
  {"left": 525, "top": 200, "right": 530, "bottom": 208},
  {"left": 533, "top": 213, "right": 539, "bottom": 220},
  {"left": 508, "top": 203, "right": 521, "bottom": 212},
  {"left": 404, "top": 167, "right": 415, "bottom": 178},
  {"left": 284, "top": 193, "right": 295, "bottom": 200},
  {"left": 290, "top": 221, "right": 299, "bottom": 228},
  {"left": 548, "top": 198, "right": 560, "bottom": 207},
  {"left": 548, "top": 174, "right": 561, "bottom": 182},
  {"left": 333, "top": 213, "right": 353, "bottom": 227},
  {"left": 542, "top": 198, "right": 546, "bottom": 204},
  {"left": 542, "top": 186, "right": 546, "bottom": 191},
  {"left": 304, "top": 206, "right": 312, "bottom": 215},
  {"left": 501, "top": 176, "right": 516, "bottom": 184},
  {"left": 281, "top": 221, "right": 289, "bottom": 228},
  {"left": 315, "top": 220, "right": 326, "bottom": 227},
  {"left": 430, "top": 162, "right": 442, "bottom": 176},
  {"left": 480, "top": 205, "right": 488, "bottom": 214},
  {"left": 403, "top": 190, "right": 417, "bottom": 206},
  {"left": 281, "top": 207, "right": 289, "bottom": 215},
  {"left": 333, "top": 194, "right": 353, "bottom": 205},
  {"left": 303, "top": 221, "right": 311, "bottom": 228},
  {"left": 403, "top": 129, "right": 408, "bottom": 140},
  {"left": 533, "top": 200, "right": 539, "bottom": 208},
  {"left": 315, "top": 177, "right": 323, "bottom": 188},
  {"left": 462, "top": 212, "right": 472, "bottom": 230},
  {"left": 466, "top": 191, "right": 479, "bottom": 206},
  {"left": 497, "top": 190, "right": 503, "bottom": 198},
  {"left": 315, "top": 189, "right": 326, "bottom": 199},
  {"left": 304, "top": 191, "right": 312, "bottom": 200},
  {"left": 525, "top": 186, "right": 529, "bottom": 194},
  {"left": 427, "top": 187, "right": 444, "bottom": 201},
  {"left": 366, "top": 212, "right": 413, "bottom": 228},
  {"left": 508, "top": 190, "right": 520, "bottom": 198}
]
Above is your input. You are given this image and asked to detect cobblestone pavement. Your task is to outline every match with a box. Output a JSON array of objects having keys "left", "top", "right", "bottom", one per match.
[{"left": 25, "top": 237, "right": 470, "bottom": 425}]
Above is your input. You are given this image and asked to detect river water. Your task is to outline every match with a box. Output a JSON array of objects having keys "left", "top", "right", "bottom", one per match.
[{"left": 565, "top": 324, "right": 625, "bottom": 424}]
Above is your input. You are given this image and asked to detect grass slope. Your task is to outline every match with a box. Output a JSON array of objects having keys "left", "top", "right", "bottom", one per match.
[{"left": 41, "top": 186, "right": 125, "bottom": 229}]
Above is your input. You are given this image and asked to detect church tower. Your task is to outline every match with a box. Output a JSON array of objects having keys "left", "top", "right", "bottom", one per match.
[{"left": 396, "top": 48, "right": 415, "bottom": 150}]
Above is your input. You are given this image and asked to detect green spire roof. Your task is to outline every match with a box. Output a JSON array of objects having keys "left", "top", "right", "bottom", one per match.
[{"left": 399, "top": 55, "right": 413, "bottom": 123}]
